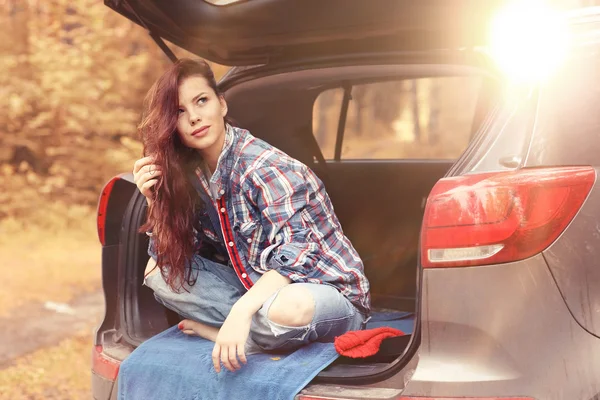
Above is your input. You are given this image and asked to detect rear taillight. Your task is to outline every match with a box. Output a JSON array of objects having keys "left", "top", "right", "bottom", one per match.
[
  {"left": 92, "top": 345, "right": 121, "bottom": 381},
  {"left": 421, "top": 167, "right": 595, "bottom": 268},
  {"left": 97, "top": 176, "right": 121, "bottom": 246}
]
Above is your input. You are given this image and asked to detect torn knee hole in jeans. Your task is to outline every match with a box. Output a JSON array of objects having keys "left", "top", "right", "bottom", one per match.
[
  {"left": 263, "top": 290, "right": 312, "bottom": 339},
  {"left": 266, "top": 318, "right": 311, "bottom": 339}
]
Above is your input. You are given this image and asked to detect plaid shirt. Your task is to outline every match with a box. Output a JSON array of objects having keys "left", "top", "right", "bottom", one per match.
[{"left": 191, "top": 125, "right": 370, "bottom": 315}]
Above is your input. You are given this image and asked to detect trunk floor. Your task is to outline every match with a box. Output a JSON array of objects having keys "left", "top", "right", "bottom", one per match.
[{"left": 366, "top": 310, "right": 415, "bottom": 334}]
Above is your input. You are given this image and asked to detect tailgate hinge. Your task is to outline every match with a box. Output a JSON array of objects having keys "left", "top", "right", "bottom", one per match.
[{"left": 122, "top": 0, "right": 178, "bottom": 63}]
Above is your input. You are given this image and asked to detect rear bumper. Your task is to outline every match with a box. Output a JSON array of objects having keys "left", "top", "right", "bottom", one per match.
[
  {"left": 403, "top": 254, "right": 600, "bottom": 399},
  {"left": 92, "top": 372, "right": 117, "bottom": 400}
]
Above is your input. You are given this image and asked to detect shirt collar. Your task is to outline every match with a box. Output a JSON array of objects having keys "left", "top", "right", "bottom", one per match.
[{"left": 196, "top": 124, "right": 236, "bottom": 200}]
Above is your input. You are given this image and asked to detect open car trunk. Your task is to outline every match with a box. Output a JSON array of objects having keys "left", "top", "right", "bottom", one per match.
[
  {"left": 105, "top": 0, "right": 503, "bottom": 66},
  {"left": 113, "top": 56, "right": 499, "bottom": 382}
]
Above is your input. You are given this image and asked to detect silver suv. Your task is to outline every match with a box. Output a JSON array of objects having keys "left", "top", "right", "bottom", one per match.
[{"left": 93, "top": 1, "right": 600, "bottom": 399}]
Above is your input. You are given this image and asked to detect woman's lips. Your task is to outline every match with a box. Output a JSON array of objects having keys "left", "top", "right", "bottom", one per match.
[{"left": 191, "top": 125, "right": 210, "bottom": 137}]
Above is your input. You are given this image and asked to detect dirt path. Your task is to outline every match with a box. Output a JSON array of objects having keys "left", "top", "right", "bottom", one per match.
[{"left": 0, "top": 290, "right": 104, "bottom": 369}]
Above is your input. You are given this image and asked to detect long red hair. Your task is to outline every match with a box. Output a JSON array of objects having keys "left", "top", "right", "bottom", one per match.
[{"left": 139, "top": 58, "right": 227, "bottom": 291}]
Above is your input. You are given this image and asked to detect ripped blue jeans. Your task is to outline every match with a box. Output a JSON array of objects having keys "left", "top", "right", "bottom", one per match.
[{"left": 143, "top": 254, "right": 366, "bottom": 353}]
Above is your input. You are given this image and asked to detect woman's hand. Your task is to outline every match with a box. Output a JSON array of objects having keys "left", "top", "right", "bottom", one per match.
[
  {"left": 211, "top": 271, "right": 292, "bottom": 373},
  {"left": 133, "top": 156, "right": 162, "bottom": 205},
  {"left": 212, "top": 306, "right": 252, "bottom": 373}
]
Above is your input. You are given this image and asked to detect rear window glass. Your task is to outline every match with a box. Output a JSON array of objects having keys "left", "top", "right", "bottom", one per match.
[{"left": 312, "top": 76, "right": 483, "bottom": 160}]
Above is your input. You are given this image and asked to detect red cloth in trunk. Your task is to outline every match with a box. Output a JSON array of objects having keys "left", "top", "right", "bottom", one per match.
[{"left": 334, "top": 327, "right": 404, "bottom": 358}]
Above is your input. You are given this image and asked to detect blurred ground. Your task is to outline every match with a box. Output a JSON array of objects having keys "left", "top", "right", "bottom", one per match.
[
  {"left": 0, "top": 211, "right": 102, "bottom": 399},
  {"left": 0, "top": 215, "right": 100, "bottom": 316},
  {"left": 0, "top": 291, "right": 104, "bottom": 368},
  {"left": 0, "top": 331, "right": 95, "bottom": 400}
]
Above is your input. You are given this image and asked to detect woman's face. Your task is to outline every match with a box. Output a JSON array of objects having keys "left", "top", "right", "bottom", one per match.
[{"left": 176, "top": 75, "right": 228, "bottom": 159}]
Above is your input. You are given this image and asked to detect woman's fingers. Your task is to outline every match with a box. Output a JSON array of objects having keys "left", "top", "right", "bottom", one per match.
[
  {"left": 138, "top": 170, "right": 162, "bottom": 191},
  {"left": 142, "top": 169, "right": 162, "bottom": 182},
  {"left": 144, "top": 164, "right": 160, "bottom": 176},
  {"left": 135, "top": 165, "right": 161, "bottom": 183},
  {"left": 221, "top": 346, "right": 234, "bottom": 372},
  {"left": 140, "top": 179, "right": 158, "bottom": 197},
  {"left": 237, "top": 343, "right": 247, "bottom": 365},
  {"left": 133, "top": 158, "right": 160, "bottom": 190},
  {"left": 134, "top": 164, "right": 162, "bottom": 200},
  {"left": 212, "top": 343, "right": 246, "bottom": 373},
  {"left": 229, "top": 345, "right": 241, "bottom": 370},
  {"left": 212, "top": 344, "right": 221, "bottom": 373},
  {"left": 133, "top": 156, "right": 154, "bottom": 174}
]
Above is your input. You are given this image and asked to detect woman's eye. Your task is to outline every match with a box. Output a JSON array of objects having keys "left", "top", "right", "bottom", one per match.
[
  {"left": 178, "top": 109, "right": 184, "bottom": 114},
  {"left": 197, "top": 96, "right": 208, "bottom": 105}
]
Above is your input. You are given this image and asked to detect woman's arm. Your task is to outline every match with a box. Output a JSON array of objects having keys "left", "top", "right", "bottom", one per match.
[
  {"left": 231, "top": 269, "right": 291, "bottom": 315},
  {"left": 212, "top": 270, "right": 291, "bottom": 373},
  {"left": 214, "top": 162, "right": 323, "bottom": 372},
  {"left": 243, "top": 164, "right": 323, "bottom": 281}
]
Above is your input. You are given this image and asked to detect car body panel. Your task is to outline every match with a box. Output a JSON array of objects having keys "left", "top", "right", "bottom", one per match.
[
  {"left": 403, "top": 255, "right": 600, "bottom": 400},
  {"left": 543, "top": 172, "right": 600, "bottom": 336},
  {"left": 523, "top": 33, "right": 600, "bottom": 338},
  {"left": 92, "top": 372, "right": 118, "bottom": 400}
]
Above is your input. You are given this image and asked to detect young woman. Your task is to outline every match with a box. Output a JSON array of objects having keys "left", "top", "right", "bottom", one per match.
[{"left": 132, "top": 58, "right": 370, "bottom": 374}]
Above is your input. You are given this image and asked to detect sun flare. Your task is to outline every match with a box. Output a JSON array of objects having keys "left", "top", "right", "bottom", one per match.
[{"left": 489, "top": 0, "right": 570, "bottom": 82}]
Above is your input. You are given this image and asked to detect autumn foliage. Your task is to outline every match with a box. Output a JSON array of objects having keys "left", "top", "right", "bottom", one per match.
[{"left": 0, "top": 0, "right": 228, "bottom": 222}]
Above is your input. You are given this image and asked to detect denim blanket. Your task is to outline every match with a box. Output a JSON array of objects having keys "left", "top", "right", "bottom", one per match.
[
  {"left": 118, "top": 311, "right": 414, "bottom": 400},
  {"left": 118, "top": 326, "right": 339, "bottom": 400}
]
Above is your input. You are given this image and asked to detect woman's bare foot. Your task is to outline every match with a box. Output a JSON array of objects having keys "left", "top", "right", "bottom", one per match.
[
  {"left": 179, "top": 319, "right": 264, "bottom": 356},
  {"left": 178, "top": 319, "right": 219, "bottom": 342}
]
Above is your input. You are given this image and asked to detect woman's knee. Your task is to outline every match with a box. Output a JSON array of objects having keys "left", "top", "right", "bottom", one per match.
[{"left": 267, "top": 284, "right": 315, "bottom": 327}]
